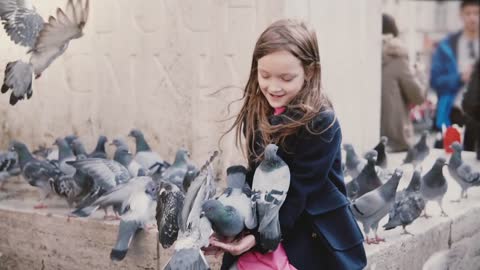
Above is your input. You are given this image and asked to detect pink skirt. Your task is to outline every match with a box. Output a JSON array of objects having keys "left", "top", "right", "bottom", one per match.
[{"left": 237, "top": 243, "right": 297, "bottom": 270}]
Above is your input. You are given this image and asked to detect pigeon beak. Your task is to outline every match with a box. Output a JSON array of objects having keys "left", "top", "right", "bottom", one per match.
[{"left": 199, "top": 211, "right": 205, "bottom": 218}]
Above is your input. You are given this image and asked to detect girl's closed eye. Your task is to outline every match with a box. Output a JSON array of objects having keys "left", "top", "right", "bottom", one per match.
[{"left": 281, "top": 75, "right": 296, "bottom": 82}]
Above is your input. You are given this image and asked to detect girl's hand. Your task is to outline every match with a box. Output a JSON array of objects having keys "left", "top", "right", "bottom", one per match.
[{"left": 209, "top": 234, "right": 256, "bottom": 256}]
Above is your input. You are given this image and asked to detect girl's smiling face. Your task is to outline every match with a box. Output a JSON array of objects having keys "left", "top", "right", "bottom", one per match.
[{"left": 257, "top": 50, "right": 306, "bottom": 108}]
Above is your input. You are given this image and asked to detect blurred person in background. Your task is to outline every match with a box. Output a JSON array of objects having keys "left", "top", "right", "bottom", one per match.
[
  {"left": 381, "top": 13, "right": 425, "bottom": 152},
  {"left": 462, "top": 60, "right": 480, "bottom": 160},
  {"left": 430, "top": 0, "right": 479, "bottom": 147}
]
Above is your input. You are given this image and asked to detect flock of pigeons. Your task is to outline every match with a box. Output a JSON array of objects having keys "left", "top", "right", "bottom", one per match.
[
  {"left": 343, "top": 132, "right": 480, "bottom": 245},
  {"left": 0, "top": 129, "right": 293, "bottom": 270},
  {"left": 0, "top": 0, "right": 89, "bottom": 105}
]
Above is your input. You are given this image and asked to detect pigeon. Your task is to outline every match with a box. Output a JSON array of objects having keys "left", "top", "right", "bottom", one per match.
[
  {"left": 383, "top": 169, "right": 425, "bottom": 235},
  {"left": 0, "top": 150, "right": 21, "bottom": 190},
  {"left": 182, "top": 163, "right": 200, "bottom": 192},
  {"left": 373, "top": 136, "right": 388, "bottom": 168},
  {"left": 10, "top": 140, "right": 62, "bottom": 208},
  {"left": 161, "top": 148, "right": 190, "bottom": 189},
  {"left": 111, "top": 138, "right": 146, "bottom": 177},
  {"left": 202, "top": 165, "right": 257, "bottom": 239},
  {"left": 156, "top": 180, "right": 185, "bottom": 249},
  {"left": 163, "top": 151, "right": 218, "bottom": 270},
  {"left": 88, "top": 135, "right": 108, "bottom": 159},
  {"left": 350, "top": 169, "right": 403, "bottom": 244},
  {"left": 346, "top": 150, "right": 382, "bottom": 201},
  {"left": 68, "top": 158, "right": 131, "bottom": 218},
  {"left": 0, "top": 0, "right": 90, "bottom": 105},
  {"left": 70, "top": 138, "right": 88, "bottom": 160},
  {"left": 343, "top": 143, "right": 367, "bottom": 178},
  {"left": 128, "top": 129, "right": 167, "bottom": 173},
  {"left": 77, "top": 176, "right": 159, "bottom": 261},
  {"left": 54, "top": 138, "right": 76, "bottom": 176},
  {"left": 403, "top": 131, "right": 430, "bottom": 167},
  {"left": 251, "top": 144, "right": 290, "bottom": 252},
  {"left": 448, "top": 142, "right": 480, "bottom": 201},
  {"left": 420, "top": 157, "right": 448, "bottom": 217}
]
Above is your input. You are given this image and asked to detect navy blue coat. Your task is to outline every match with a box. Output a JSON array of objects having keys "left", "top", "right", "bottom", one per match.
[{"left": 221, "top": 109, "right": 367, "bottom": 270}]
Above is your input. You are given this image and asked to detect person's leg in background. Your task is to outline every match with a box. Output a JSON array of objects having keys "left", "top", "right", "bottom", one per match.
[{"left": 463, "top": 118, "right": 476, "bottom": 151}]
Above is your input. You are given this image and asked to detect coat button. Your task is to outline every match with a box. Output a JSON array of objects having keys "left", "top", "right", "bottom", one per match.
[{"left": 311, "top": 232, "right": 318, "bottom": 239}]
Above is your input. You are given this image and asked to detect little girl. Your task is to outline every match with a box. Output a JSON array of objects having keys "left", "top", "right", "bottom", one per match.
[{"left": 210, "top": 19, "right": 367, "bottom": 270}]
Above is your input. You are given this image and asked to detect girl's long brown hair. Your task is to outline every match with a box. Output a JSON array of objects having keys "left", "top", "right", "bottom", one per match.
[{"left": 224, "top": 19, "right": 332, "bottom": 162}]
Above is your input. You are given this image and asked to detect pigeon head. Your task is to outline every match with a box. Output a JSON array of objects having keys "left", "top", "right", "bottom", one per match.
[
  {"left": 380, "top": 136, "right": 388, "bottom": 145},
  {"left": 64, "top": 135, "right": 78, "bottom": 146},
  {"left": 9, "top": 140, "right": 33, "bottom": 164},
  {"left": 174, "top": 148, "right": 190, "bottom": 164},
  {"left": 128, "top": 129, "right": 144, "bottom": 138},
  {"left": 9, "top": 140, "right": 27, "bottom": 152},
  {"left": 111, "top": 138, "right": 129, "bottom": 150},
  {"left": 226, "top": 165, "right": 248, "bottom": 176},
  {"left": 98, "top": 135, "right": 108, "bottom": 145},
  {"left": 433, "top": 157, "right": 448, "bottom": 168},
  {"left": 450, "top": 142, "right": 462, "bottom": 153},
  {"left": 364, "top": 150, "right": 378, "bottom": 163},
  {"left": 343, "top": 143, "right": 354, "bottom": 152},
  {"left": 226, "top": 165, "right": 248, "bottom": 189},
  {"left": 264, "top": 144, "right": 279, "bottom": 160},
  {"left": 201, "top": 199, "right": 225, "bottom": 220},
  {"left": 158, "top": 180, "right": 180, "bottom": 197},
  {"left": 145, "top": 181, "right": 159, "bottom": 200},
  {"left": 54, "top": 137, "right": 68, "bottom": 147}
]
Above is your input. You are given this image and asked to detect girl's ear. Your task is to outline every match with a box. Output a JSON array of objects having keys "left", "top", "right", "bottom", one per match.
[{"left": 305, "top": 64, "right": 315, "bottom": 82}]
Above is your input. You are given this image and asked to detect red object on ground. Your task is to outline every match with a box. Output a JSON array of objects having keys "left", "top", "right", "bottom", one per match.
[{"left": 443, "top": 126, "right": 461, "bottom": 153}]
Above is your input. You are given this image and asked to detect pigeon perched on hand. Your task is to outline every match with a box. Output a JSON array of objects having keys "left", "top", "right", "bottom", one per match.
[
  {"left": 0, "top": 0, "right": 90, "bottom": 105},
  {"left": 252, "top": 144, "right": 290, "bottom": 252},
  {"left": 351, "top": 169, "right": 403, "bottom": 244},
  {"left": 420, "top": 157, "right": 448, "bottom": 217},
  {"left": 383, "top": 169, "right": 425, "bottom": 235},
  {"left": 448, "top": 142, "right": 480, "bottom": 201},
  {"left": 343, "top": 143, "right": 366, "bottom": 178},
  {"left": 128, "top": 129, "right": 167, "bottom": 173},
  {"left": 163, "top": 151, "right": 218, "bottom": 270},
  {"left": 202, "top": 165, "right": 257, "bottom": 238},
  {"left": 10, "top": 140, "right": 62, "bottom": 208},
  {"left": 346, "top": 150, "right": 382, "bottom": 201},
  {"left": 403, "top": 131, "right": 430, "bottom": 167}
]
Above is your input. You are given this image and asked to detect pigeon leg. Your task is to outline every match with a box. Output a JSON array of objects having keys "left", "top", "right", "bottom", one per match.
[
  {"left": 463, "top": 190, "right": 468, "bottom": 199},
  {"left": 365, "top": 238, "right": 377, "bottom": 245},
  {"left": 401, "top": 227, "right": 414, "bottom": 236},
  {"left": 373, "top": 224, "right": 385, "bottom": 243},
  {"left": 103, "top": 208, "right": 119, "bottom": 220},
  {"left": 438, "top": 200, "right": 448, "bottom": 217},
  {"left": 421, "top": 207, "right": 430, "bottom": 219},
  {"left": 34, "top": 202, "right": 48, "bottom": 209}
]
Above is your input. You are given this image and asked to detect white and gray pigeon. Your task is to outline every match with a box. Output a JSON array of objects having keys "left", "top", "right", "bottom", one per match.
[
  {"left": 68, "top": 158, "right": 132, "bottom": 218},
  {"left": 346, "top": 150, "right": 382, "bottom": 201},
  {"left": 403, "top": 131, "right": 430, "bottom": 167},
  {"left": 383, "top": 169, "right": 425, "bottom": 235},
  {"left": 420, "top": 157, "right": 449, "bottom": 217},
  {"left": 10, "top": 140, "right": 62, "bottom": 208},
  {"left": 128, "top": 129, "right": 168, "bottom": 173},
  {"left": 156, "top": 180, "right": 185, "bottom": 249},
  {"left": 448, "top": 142, "right": 480, "bottom": 201},
  {"left": 0, "top": 0, "right": 90, "bottom": 105},
  {"left": 79, "top": 176, "right": 159, "bottom": 261},
  {"left": 0, "top": 150, "right": 21, "bottom": 190},
  {"left": 161, "top": 148, "right": 190, "bottom": 189},
  {"left": 202, "top": 165, "right": 257, "bottom": 239},
  {"left": 252, "top": 144, "right": 290, "bottom": 252},
  {"left": 111, "top": 138, "right": 146, "bottom": 177},
  {"left": 163, "top": 151, "right": 218, "bottom": 270},
  {"left": 343, "top": 143, "right": 367, "bottom": 178},
  {"left": 350, "top": 169, "right": 403, "bottom": 244}
]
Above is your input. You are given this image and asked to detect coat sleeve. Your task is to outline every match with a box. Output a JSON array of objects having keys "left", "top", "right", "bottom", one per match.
[
  {"left": 397, "top": 57, "right": 425, "bottom": 105},
  {"left": 279, "top": 111, "right": 343, "bottom": 235},
  {"left": 429, "top": 44, "right": 463, "bottom": 96}
]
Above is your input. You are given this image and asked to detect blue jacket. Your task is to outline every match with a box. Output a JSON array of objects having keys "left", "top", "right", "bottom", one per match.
[
  {"left": 221, "top": 109, "right": 367, "bottom": 270},
  {"left": 430, "top": 31, "right": 464, "bottom": 96}
]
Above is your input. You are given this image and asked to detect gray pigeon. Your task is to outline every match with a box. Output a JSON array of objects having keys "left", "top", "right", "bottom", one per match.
[
  {"left": 0, "top": 0, "right": 90, "bottom": 105},
  {"left": 54, "top": 138, "right": 76, "bottom": 176},
  {"left": 161, "top": 148, "right": 190, "bottom": 189},
  {"left": 346, "top": 150, "right": 382, "bottom": 201},
  {"left": 75, "top": 176, "right": 158, "bottom": 261},
  {"left": 10, "top": 140, "right": 62, "bottom": 208},
  {"left": 420, "top": 157, "right": 448, "bottom": 217},
  {"left": 129, "top": 129, "right": 167, "bottom": 173},
  {"left": 403, "top": 131, "right": 430, "bottom": 167},
  {"left": 202, "top": 165, "right": 257, "bottom": 238},
  {"left": 88, "top": 135, "right": 108, "bottom": 159},
  {"left": 350, "top": 169, "right": 403, "bottom": 244},
  {"left": 163, "top": 151, "right": 218, "bottom": 270},
  {"left": 373, "top": 136, "right": 388, "bottom": 168},
  {"left": 71, "top": 138, "right": 88, "bottom": 160},
  {"left": 0, "top": 150, "right": 21, "bottom": 190},
  {"left": 383, "top": 169, "right": 425, "bottom": 235},
  {"left": 156, "top": 180, "right": 185, "bottom": 249},
  {"left": 343, "top": 143, "right": 367, "bottom": 178},
  {"left": 252, "top": 144, "right": 290, "bottom": 252},
  {"left": 68, "top": 158, "right": 131, "bottom": 218},
  {"left": 111, "top": 138, "right": 146, "bottom": 177},
  {"left": 448, "top": 142, "right": 480, "bottom": 201}
]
